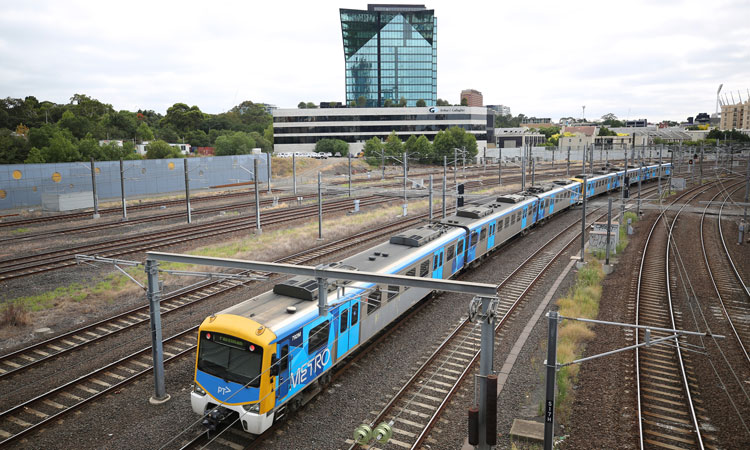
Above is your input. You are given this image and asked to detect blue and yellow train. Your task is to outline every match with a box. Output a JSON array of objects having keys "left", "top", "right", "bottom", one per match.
[{"left": 191, "top": 162, "right": 671, "bottom": 434}]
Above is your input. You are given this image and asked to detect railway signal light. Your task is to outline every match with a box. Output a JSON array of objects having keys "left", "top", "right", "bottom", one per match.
[{"left": 458, "top": 183, "right": 465, "bottom": 207}]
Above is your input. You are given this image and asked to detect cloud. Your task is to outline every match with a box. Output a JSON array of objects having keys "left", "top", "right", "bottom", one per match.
[{"left": 0, "top": 0, "right": 747, "bottom": 121}]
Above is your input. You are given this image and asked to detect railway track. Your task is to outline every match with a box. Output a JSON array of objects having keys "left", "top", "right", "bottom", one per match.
[
  {"left": 345, "top": 201, "right": 619, "bottom": 449},
  {"left": 633, "top": 182, "right": 732, "bottom": 449},
  {"left": 0, "top": 210, "right": 460, "bottom": 447},
  {"left": 700, "top": 184, "right": 750, "bottom": 364},
  {"left": 0, "top": 196, "right": 396, "bottom": 282},
  {"left": 0, "top": 165, "right": 570, "bottom": 235}
]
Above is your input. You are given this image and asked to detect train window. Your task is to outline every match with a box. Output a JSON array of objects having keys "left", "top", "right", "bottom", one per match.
[
  {"left": 420, "top": 259, "right": 430, "bottom": 277},
  {"left": 340, "top": 309, "right": 349, "bottom": 333},
  {"left": 351, "top": 302, "right": 359, "bottom": 325},
  {"left": 447, "top": 245, "right": 455, "bottom": 260},
  {"left": 433, "top": 254, "right": 439, "bottom": 270},
  {"left": 457, "top": 240, "right": 464, "bottom": 254},
  {"left": 367, "top": 290, "right": 381, "bottom": 314},
  {"left": 498, "top": 218, "right": 503, "bottom": 230},
  {"left": 406, "top": 267, "right": 416, "bottom": 277},
  {"left": 308, "top": 320, "right": 330, "bottom": 354},
  {"left": 280, "top": 345, "right": 289, "bottom": 371},
  {"left": 471, "top": 231, "right": 479, "bottom": 246},
  {"left": 504, "top": 217, "right": 510, "bottom": 228},
  {"left": 517, "top": 211, "right": 522, "bottom": 221},
  {"left": 387, "top": 285, "right": 399, "bottom": 301},
  {"left": 511, "top": 214, "right": 516, "bottom": 225},
  {"left": 439, "top": 252, "right": 443, "bottom": 266},
  {"left": 480, "top": 227, "right": 487, "bottom": 240}
]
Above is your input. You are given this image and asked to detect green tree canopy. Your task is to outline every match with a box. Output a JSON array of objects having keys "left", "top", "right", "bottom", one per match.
[
  {"left": 384, "top": 131, "right": 403, "bottom": 157},
  {"left": 214, "top": 132, "right": 256, "bottom": 156},
  {"left": 363, "top": 137, "right": 383, "bottom": 165},
  {"left": 598, "top": 126, "right": 617, "bottom": 136},
  {"left": 314, "top": 138, "right": 349, "bottom": 156},
  {"left": 436, "top": 98, "right": 450, "bottom": 106},
  {"left": 356, "top": 96, "right": 367, "bottom": 107},
  {"left": 161, "top": 103, "right": 205, "bottom": 132},
  {"left": 404, "top": 134, "right": 432, "bottom": 163},
  {"left": 145, "top": 140, "right": 183, "bottom": 159},
  {"left": 416, "top": 99, "right": 426, "bottom": 107},
  {"left": 43, "top": 131, "right": 82, "bottom": 162}
]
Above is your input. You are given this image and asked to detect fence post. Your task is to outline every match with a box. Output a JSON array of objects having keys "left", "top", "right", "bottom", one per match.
[
  {"left": 90, "top": 158, "right": 100, "bottom": 219},
  {"left": 183, "top": 158, "right": 191, "bottom": 224}
]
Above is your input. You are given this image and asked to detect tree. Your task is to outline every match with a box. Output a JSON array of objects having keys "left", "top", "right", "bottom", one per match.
[
  {"left": 157, "top": 126, "right": 180, "bottom": 143},
  {"left": 263, "top": 124, "right": 274, "bottom": 150},
  {"left": 0, "top": 128, "right": 30, "bottom": 163},
  {"left": 58, "top": 110, "right": 94, "bottom": 139},
  {"left": 460, "top": 97, "right": 468, "bottom": 106},
  {"left": 137, "top": 122, "right": 154, "bottom": 141},
  {"left": 416, "top": 99, "right": 426, "bottom": 107},
  {"left": 598, "top": 126, "right": 617, "bottom": 137},
  {"left": 145, "top": 140, "right": 183, "bottom": 159},
  {"left": 398, "top": 97, "right": 407, "bottom": 107},
  {"left": 601, "top": 113, "right": 624, "bottom": 128},
  {"left": 250, "top": 131, "right": 272, "bottom": 153},
  {"left": 25, "top": 147, "right": 45, "bottom": 163},
  {"left": 436, "top": 99, "right": 450, "bottom": 106},
  {"left": 384, "top": 131, "right": 403, "bottom": 157},
  {"left": 314, "top": 138, "right": 348, "bottom": 156},
  {"left": 298, "top": 101, "right": 307, "bottom": 109},
  {"left": 43, "top": 131, "right": 81, "bottom": 162},
  {"left": 537, "top": 126, "right": 561, "bottom": 139},
  {"left": 404, "top": 135, "right": 432, "bottom": 162},
  {"left": 363, "top": 137, "right": 383, "bottom": 165},
  {"left": 383, "top": 99, "right": 393, "bottom": 108},
  {"left": 161, "top": 103, "right": 204, "bottom": 133},
  {"left": 333, "top": 139, "right": 349, "bottom": 156},
  {"left": 306, "top": 102, "right": 317, "bottom": 109},
  {"left": 185, "top": 130, "right": 210, "bottom": 147},
  {"left": 356, "top": 96, "right": 367, "bottom": 107},
  {"left": 214, "top": 132, "right": 256, "bottom": 156}
]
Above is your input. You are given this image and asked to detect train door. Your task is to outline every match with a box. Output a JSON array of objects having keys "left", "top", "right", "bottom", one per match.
[
  {"left": 336, "top": 304, "right": 350, "bottom": 359},
  {"left": 487, "top": 222, "right": 496, "bottom": 248},
  {"left": 432, "top": 248, "right": 444, "bottom": 279},
  {"left": 455, "top": 237, "right": 465, "bottom": 269},
  {"left": 348, "top": 299, "right": 360, "bottom": 350},
  {"left": 549, "top": 194, "right": 555, "bottom": 214},
  {"left": 276, "top": 334, "right": 296, "bottom": 400},
  {"left": 522, "top": 205, "right": 528, "bottom": 228}
]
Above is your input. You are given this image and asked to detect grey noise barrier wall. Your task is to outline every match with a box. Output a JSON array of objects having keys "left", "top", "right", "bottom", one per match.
[{"left": 0, "top": 154, "right": 268, "bottom": 210}]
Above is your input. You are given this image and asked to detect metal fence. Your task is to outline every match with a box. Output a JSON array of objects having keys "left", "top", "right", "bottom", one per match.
[{"left": 0, "top": 154, "right": 268, "bottom": 210}]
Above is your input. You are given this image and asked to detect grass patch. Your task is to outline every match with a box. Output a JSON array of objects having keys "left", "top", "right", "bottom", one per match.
[
  {"left": 553, "top": 258, "right": 604, "bottom": 423},
  {"left": 10, "top": 227, "right": 30, "bottom": 235},
  {"left": 1, "top": 300, "right": 30, "bottom": 326}
]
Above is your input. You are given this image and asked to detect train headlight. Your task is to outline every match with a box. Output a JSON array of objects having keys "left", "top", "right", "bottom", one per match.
[
  {"left": 242, "top": 403, "right": 260, "bottom": 414},
  {"left": 194, "top": 385, "right": 206, "bottom": 396}
]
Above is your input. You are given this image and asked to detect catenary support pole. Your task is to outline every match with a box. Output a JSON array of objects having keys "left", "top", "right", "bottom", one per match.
[
  {"left": 454, "top": 148, "right": 458, "bottom": 186},
  {"left": 521, "top": 147, "right": 526, "bottom": 191},
  {"left": 403, "top": 151, "right": 408, "bottom": 216},
  {"left": 443, "top": 156, "right": 447, "bottom": 218},
  {"left": 254, "top": 158, "right": 261, "bottom": 233},
  {"left": 498, "top": 148, "right": 502, "bottom": 186},
  {"left": 477, "top": 296, "right": 496, "bottom": 450},
  {"left": 699, "top": 145, "right": 704, "bottom": 185},
  {"left": 581, "top": 176, "right": 587, "bottom": 263},
  {"left": 429, "top": 174, "right": 433, "bottom": 220},
  {"left": 119, "top": 159, "right": 127, "bottom": 221},
  {"left": 267, "top": 153, "right": 272, "bottom": 194},
  {"left": 658, "top": 145, "right": 663, "bottom": 197},
  {"left": 318, "top": 171, "right": 322, "bottom": 239},
  {"left": 637, "top": 154, "right": 643, "bottom": 217},
  {"left": 543, "top": 310, "right": 559, "bottom": 450},
  {"left": 184, "top": 158, "right": 191, "bottom": 224},
  {"left": 621, "top": 148, "right": 628, "bottom": 225},
  {"left": 382, "top": 150, "right": 385, "bottom": 180},
  {"left": 146, "top": 258, "right": 169, "bottom": 404},
  {"left": 292, "top": 152, "right": 297, "bottom": 195},
  {"left": 606, "top": 198, "right": 612, "bottom": 265},
  {"left": 552, "top": 146, "right": 555, "bottom": 169},
  {"left": 741, "top": 159, "right": 749, "bottom": 244},
  {"left": 532, "top": 158, "right": 536, "bottom": 186},
  {"left": 348, "top": 152, "right": 352, "bottom": 197},
  {"left": 90, "top": 158, "right": 99, "bottom": 219},
  {"left": 566, "top": 147, "right": 570, "bottom": 176}
]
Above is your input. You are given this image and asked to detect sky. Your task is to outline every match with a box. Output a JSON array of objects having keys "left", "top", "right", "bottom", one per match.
[{"left": 1, "top": 0, "right": 748, "bottom": 122}]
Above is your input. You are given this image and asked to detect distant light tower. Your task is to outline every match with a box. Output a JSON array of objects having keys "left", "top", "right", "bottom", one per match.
[
  {"left": 716, "top": 84, "right": 723, "bottom": 115},
  {"left": 582, "top": 105, "right": 586, "bottom": 121}
]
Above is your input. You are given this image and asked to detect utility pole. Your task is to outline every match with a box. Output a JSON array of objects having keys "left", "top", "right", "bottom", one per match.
[
  {"left": 90, "top": 158, "right": 99, "bottom": 219},
  {"left": 620, "top": 150, "right": 628, "bottom": 225},
  {"left": 658, "top": 145, "right": 663, "bottom": 198},
  {"left": 552, "top": 146, "right": 555, "bottom": 169},
  {"left": 454, "top": 148, "right": 458, "bottom": 186},
  {"left": 382, "top": 149, "right": 385, "bottom": 180},
  {"left": 521, "top": 147, "right": 526, "bottom": 191},
  {"left": 254, "top": 158, "right": 261, "bottom": 233},
  {"left": 119, "top": 159, "right": 127, "bottom": 221},
  {"left": 589, "top": 144, "right": 593, "bottom": 173},
  {"left": 467, "top": 297, "right": 498, "bottom": 450},
  {"left": 637, "top": 154, "right": 642, "bottom": 217},
  {"left": 184, "top": 158, "right": 191, "bottom": 224},
  {"left": 532, "top": 158, "right": 536, "bottom": 186},
  {"left": 566, "top": 147, "right": 570, "bottom": 176},
  {"left": 146, "top": 259, "right": 169, "bottom": 404},
  {"left": 348, "top": 152, "right": 352, "bottom": 197},
  {"left": 699, "top": 145, "right": 704, "bottom": 185}
]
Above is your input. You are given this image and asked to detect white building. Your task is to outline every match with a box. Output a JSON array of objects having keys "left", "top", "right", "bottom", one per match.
[
  {"left": 272, "top": 106, "right": 491, "bottom": 155},
  {"left": 135, "top": 141, "right": 191, "bottom": 156}
]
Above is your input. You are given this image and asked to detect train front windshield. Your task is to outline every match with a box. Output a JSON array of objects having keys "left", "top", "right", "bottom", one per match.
[{"left": 197, "top": 332, "right": 263, "bottom": 388}]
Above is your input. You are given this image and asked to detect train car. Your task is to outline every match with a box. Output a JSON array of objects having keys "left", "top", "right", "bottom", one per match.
[{"left": 191, "top": 163, "right": 671, "bottom": 435}]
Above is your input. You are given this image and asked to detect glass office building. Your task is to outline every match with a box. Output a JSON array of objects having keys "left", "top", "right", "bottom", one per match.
[{"left": 340, "top": 4, "right": 437, "bottom": 107}]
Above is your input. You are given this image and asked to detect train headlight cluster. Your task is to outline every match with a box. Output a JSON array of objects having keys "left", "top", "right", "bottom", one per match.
[
  {"left": 242, "top": 403, "right": 260, "bottom": 414},
  {"left": 193, "top": 385, "right": 206, "bottom": 396}
]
